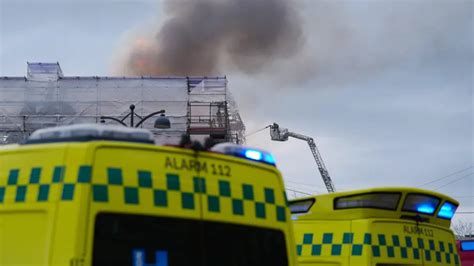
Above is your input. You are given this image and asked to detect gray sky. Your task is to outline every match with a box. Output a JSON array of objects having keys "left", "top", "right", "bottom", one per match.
[{"left": 1, "top": 0, "right": 472, "bottom": 222}]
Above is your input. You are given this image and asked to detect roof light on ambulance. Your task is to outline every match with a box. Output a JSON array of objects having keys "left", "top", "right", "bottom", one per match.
[
  {"left": 245, "top": 149, "right": 263, "bottom": 161},
  {"left": 263, "top": 153, "right": 276, "bottom": 165},
  {"left": 416, "top": 204, "right": 435, "bottom": 214},
  {"left": 211, "top": 143, "right": 276, "bottom": 166},
  {"left": 437, "top": 201, "right": 457, "bottom": 219},
  {"left": 26, "top": 124, "right": 155, "bottom": 144},
  {"left": 402, "top": 194, "right": 440, "bottom": 215}
]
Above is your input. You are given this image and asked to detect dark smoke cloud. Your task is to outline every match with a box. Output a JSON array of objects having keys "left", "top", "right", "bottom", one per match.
[{"left": 116, "top": 0, "right": 303, "bottom": 76}]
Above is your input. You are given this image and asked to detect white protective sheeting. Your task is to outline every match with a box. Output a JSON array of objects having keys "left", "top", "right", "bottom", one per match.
[{"left": 0, "top": 69, "right": 245, "bottom": 145}]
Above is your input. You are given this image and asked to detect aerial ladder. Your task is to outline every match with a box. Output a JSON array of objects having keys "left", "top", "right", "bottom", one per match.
[{"left": 269, "top": 123, "right": 336, "bottom": 193}]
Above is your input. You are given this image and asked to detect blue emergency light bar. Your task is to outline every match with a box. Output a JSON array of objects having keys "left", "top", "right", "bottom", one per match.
[
  {"left": 416, "top": 205, "right": 436, "bottom": 214},
  {"left": 263, "top": 153, "right": 276, "bottom": 165},
  {"left": 437, "top": 201, "right": 457, "bottom": 219},
  {"left": 244, "top": 149, "right": 263, "bottom": 161},
  {"left": 211, "top": 143, "right": 276, "bottom": 166},
  {"left": 402, "top": 194, "right": 440, "bottom": 215}
]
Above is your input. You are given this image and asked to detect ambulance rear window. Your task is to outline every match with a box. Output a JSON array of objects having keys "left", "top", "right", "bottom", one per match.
[
  {"left": 334, "top": 192, "right": 401, "bottom": 210},
  {"left": 402, "top": 193, "right": 440, "bottom": 215},
  {"left": 93, "top": 213, "right": 288, "bottom": 266}
]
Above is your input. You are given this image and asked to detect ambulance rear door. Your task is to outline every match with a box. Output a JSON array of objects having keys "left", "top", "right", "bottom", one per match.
[
  {"left": 87, "top": 145, "right": 205, "bottom": 266},
  {"left": 357, "top": 219, "right": 459, "bottom": 266},
  {"left": 198, "top": 152, "right": 293, "bottom": 266}
]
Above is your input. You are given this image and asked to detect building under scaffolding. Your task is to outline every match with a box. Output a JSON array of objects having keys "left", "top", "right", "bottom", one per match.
[{"left": 0, "top": 63, "right": 245, "bottom": 144}]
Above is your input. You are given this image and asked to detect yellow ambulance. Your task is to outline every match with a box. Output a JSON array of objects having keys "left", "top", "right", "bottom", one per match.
[
  {"left": 290, "top": 187, "right": 460, "bottom": 266},
  {"left": 0, "top": 124, "right": 296, "bottom": 266}
]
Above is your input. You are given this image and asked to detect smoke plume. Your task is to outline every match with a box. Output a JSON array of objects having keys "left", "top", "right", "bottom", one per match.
[{"left": 115, "top": 0, "right": 303, "bottom": 76}]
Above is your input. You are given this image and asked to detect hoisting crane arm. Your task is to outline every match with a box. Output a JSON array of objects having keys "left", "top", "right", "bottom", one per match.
[{"left": 269, "top": 123, "right": 336, "bottom": 193}]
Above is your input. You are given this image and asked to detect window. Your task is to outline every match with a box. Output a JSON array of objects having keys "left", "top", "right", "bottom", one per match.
[
  {"left": 203, "top": 221, "right": 288, "bottom": 266},
  {"left": 93, "top": 213, "right": 201, "bottom": 266},
  {"left": 288, "top": 199, "right": 315, "bottom": 214},
  {"left": 93, "top": 213, "right": 288, "bottom": 266},
  {"left": 334, "top": 192, "right": 401, "bottom": 210}
]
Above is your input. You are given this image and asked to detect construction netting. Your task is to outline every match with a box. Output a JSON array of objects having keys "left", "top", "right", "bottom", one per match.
[{"left": 0, "top": 64, "right": 245, "bottom": 144}]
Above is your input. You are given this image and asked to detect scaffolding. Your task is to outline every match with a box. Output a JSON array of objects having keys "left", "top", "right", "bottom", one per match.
[
  {"left": 0, "top": 63, "right": 245, "bottom": 145},
  {"left": 187, "top": 77, "right": 245, "bottom": 144}
]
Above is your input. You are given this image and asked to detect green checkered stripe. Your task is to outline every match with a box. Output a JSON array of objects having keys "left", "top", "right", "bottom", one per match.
[
  {"left": 296, "top": 232, "right": 459, "bottom": 265},
  {"left": 89, "top": 166, "right": 287, "bottom": 222},
  {"left": 1, "top": 165, "right": 287, "bottom": 222},
  {"left": 0, "top": 166, "right": 68, "bottom": 203}
]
